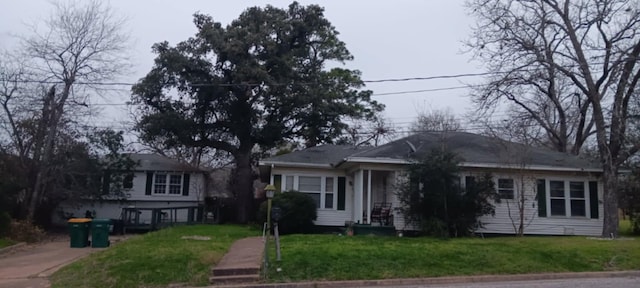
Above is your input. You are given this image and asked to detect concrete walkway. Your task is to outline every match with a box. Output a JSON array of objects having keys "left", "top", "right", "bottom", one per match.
[
  {"left": 0, "top": 236, "right": 127, "bottom": 288},
  {"left": 210, "top": 237, "right": 264, "bottom": 285}
]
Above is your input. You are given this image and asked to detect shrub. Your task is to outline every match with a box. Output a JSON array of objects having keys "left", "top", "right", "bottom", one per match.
[
  {"left": 9, "top": 219, "right": 46, "bottom": 243},
  {"left": 0, "top": 212, "right": 10, "bottom": 238},
  {"left": 258, "top": 190, "right": 317, "bottom": 234}
]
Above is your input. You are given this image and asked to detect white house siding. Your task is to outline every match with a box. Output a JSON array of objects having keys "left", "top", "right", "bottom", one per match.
[
  {"left": 470, "top": 170, "right": 604, "bottom": 236},
  {"left": 53, "top": 171, "right": 206, "bottom": 226},
  {"left": 270, "top": 167, "right": 353, "bottom": 227}
]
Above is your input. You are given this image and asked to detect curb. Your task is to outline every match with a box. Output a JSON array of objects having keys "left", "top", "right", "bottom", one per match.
[
  {"left": 208, "top": 270, "right": 640, "bottom": 288},
  {"left": 0, "top": 242, "right": 27, "bottom": 257}
]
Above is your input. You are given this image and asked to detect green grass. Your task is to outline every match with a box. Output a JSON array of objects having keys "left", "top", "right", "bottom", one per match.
[
  {"left": 51, "top": 225, "right": 257, "bottom": 288},
  {"left": 0, "top": 238, "right": 15, "bottom": 249},
  {"left": 620, "top": 219, "right": 635, "bottom": 236},
  {"left": 266, "top": 234, "right": 640, "bottom": 282}
]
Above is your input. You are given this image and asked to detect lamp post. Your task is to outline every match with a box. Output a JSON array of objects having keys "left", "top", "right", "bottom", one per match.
[{"left": 263, "top": 184, "right": 276, "bottom": 273}]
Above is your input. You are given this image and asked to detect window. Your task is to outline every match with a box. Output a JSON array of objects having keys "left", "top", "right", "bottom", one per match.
[
  {"left": 123, "top": 174, "right": 134, "bottom": 189},
  {"left": 276, "top": 175, "right": 339, "bottom": 210},
  {"left": 498, "top": 178, "right": 514, "bottom": 199},
  {"left": 550, "top": 180, "right": 566, "bottom": 216},
  {"left": 169, "top": 174, "right": 183, "bottom": 195},
  {"left": 569, "top": 181, "right": 586, "bottom": 217},
  {"left": 154, "top": 173, "right": 167, "bottom": 194},
  {"left": 153, "top": 173, "right": 184, "bottom": 195},
  {"left": 325, "top": 177, "right": 334, "bottom": 209},
  {"left": 299, "top": 176, "right": 321, "bottom": 208},
  {"left": 285, "top": 176, "right": 294, "bottom": 191}
]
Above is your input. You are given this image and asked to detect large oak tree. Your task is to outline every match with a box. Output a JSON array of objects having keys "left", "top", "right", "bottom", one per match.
[{"left": 132, "top": 2, "right": 383, "bottom": 223}]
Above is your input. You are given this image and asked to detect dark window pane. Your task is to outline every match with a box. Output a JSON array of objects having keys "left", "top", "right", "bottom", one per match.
[
  {"left": 499, "top": 190, "right": 514, "bottom": 200},
  {"left": 571, "top": 200, "right": 586, "bottom": 216},
  {"left": 570, "top": 182, "right": 585, "bottom": 198},
  {"left": 325, "top": 194, "right": 334, "bottom": 209},
  {"left": 306, "top": 193, "right": 320, "bottom": 208},
  {"left": 550, "top": 181, "right": 564, "bottom": 197},
  {"left": 550, "top": 199, "right": 566, "bottom": 216},
  {"left": 499, "top": 179, "right": 514, "bottom": 189}
]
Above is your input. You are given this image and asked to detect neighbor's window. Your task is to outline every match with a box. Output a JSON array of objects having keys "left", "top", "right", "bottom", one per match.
[
  {"left": 299, "top": 176, "right": 321, "bottom": 208},
  {"left": 154, "top": 173, "right": 167, "bottom": 194},
  {"left": 168, "top": 174, "right": 183, "bottom": 195},
  {"left": 498, "top": 178, "right": 514, "bottom": 200},
  {"left": 123, "top": 173, "right": 134, "bottom": 189},
  {"left": 153, "top": 173, "right": 184, "bottom": 195},
  {"left": 550, "top": 180, "right": 566, "bottom": 216}
]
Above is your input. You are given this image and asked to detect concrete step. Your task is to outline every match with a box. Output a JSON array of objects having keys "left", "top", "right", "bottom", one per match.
[
  {"left": 212, "top": 266, "right": 260, "bottom": 276},
  {"left": 209, "top": 274, "right": 260, "bottom": 285}
]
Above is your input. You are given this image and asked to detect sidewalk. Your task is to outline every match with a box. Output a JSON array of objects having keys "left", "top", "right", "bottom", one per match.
[
  {"left": 210, "top": 237, "right": 264, "bottom": 285},
  {"left": 0, "top": 235, "right": 128, "bottom": 288}
]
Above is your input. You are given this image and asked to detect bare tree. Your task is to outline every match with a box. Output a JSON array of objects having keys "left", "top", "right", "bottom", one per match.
[
  {"left": 467, "top": 0, "right": 640, "bottom": 237},
  {"left": 411, "top": 108, "right": 461, "bottom": 133},
  {"left": 2, "top": 0, "right": 130, "bottom": 220}
]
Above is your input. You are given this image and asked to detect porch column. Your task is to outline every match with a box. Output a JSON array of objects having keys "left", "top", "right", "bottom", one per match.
[
  {"left": 354, "top": 170, "right": 363, "bottom": 224},
  {"left": 367, "top": 170, "right": 372, "bottom": 224}
]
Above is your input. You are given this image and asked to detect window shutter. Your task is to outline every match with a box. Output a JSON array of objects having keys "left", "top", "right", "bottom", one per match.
[
  {"left": 273, "top": 174, "right": 282, "bottom": 192},
  {"left": 102, "top": 170, "right": 111, "bottom": 194},
  {"left": 145, "top": 172, "right": 154, "bottom": 195},
  {"left": 337, "top": 177, "right": 346, "bottom": 211},
  {"left": 182, "top": 173, "right": 191, "bottom": 196},
  {"left": 589, "top": 181, "right": 599, "bottom": 219},
  {"left": 537, "top": 179, "right": 546, "bottom": 217}
]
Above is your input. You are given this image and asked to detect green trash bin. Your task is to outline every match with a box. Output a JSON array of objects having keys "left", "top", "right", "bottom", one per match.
[
  {"left": 68, "top": 218, "right": 92, "bottom": 248},
  {"left": 91, "top": 218, "right": 112, "bottom": 248}
]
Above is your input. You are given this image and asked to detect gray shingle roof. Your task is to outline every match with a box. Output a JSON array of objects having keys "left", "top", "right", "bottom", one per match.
[
  {"left": 261, "top": 145, "right": 370, "bottom": 167},
  {"left": 127, "top": 153, "right": 205, "bottom": 172},
  {"left": 351, "top": 132, "right": 601, "bottom": 171},
  {"left": 260, "top": 132, "right": 602, "bottom": 172}
]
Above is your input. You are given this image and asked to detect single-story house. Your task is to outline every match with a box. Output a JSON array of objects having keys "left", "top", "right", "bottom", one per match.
[
  {"left": 259, "top": 131, "right": 605, "bottom": 236},
  {"left": 55, "top": 153, "right": 209, "bottom": 227}
]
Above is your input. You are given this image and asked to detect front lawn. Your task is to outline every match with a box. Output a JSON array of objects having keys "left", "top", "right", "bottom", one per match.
[
  {"left": 267, "top": 234, "right": 640, "bottom": 282},
  {"left": 51, "top": 225, "right": 257, "bottom": 288},
  {"left": 0, "top": 238, "right": 14, "bottom": 249}
]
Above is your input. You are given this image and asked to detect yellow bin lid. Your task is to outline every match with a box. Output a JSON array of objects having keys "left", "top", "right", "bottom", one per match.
[{"left": 68, "top": 218, "right": 92, "bottom": 223}]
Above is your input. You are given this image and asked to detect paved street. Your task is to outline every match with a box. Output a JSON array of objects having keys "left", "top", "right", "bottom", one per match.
[{"left": 375, "top": 275, "right": 640, "bottom": 288}]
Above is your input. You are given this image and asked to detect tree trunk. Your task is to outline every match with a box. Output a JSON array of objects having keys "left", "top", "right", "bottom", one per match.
[
  {"left": 233, "top": 150, "right": 254, "bottom": 224},
  {"left": 601, "top": 164, "right": 619, "bottom": 238}
]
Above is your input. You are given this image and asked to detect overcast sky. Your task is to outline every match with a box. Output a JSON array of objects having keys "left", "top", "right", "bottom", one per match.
[{"left": 0, "top": 0, "right": 485, "bottom": 138}]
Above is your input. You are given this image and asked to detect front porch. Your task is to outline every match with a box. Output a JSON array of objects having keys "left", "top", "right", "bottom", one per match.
[{"left": 351, "top": 169, "right": 399, "bottom": 228}]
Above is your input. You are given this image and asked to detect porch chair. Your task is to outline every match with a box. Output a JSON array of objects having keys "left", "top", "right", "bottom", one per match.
[
  {"left": 371, "top": 202, "right": 393, "bottom": 226},
  {"left": 368, "top": 202, "right": 383, "bottom": 225}
]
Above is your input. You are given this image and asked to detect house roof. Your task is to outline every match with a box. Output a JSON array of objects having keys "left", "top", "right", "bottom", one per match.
[
  {"left": 348, "top": 132, "right": 601, "bottom": 172},
  {"left": 260, "top": 145, "right": 370, "bottom": 167},
  {"left": 260, "top": 132, "right": 602, "bottom": 172},
  {"left": 127, "top": 153, "right": 206, "bottom": 172}
]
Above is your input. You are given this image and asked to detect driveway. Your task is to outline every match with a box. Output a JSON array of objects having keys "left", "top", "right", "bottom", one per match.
[{"left": 0, "top": 236, "right": 125, "bottom": 288}]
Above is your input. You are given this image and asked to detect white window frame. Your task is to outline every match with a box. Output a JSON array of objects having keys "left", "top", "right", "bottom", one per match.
[
  {"left": 153, "top": 172, "right": 185, "bottom": 196},
  {"left": 278, "top": 174, "right": 338, "bottom": 210},
  {"left": 497, "top": 178, "right": 515, "bottom": 200},
  {"left": 544, "top": 179, "right": 591, "bottom": 218}
]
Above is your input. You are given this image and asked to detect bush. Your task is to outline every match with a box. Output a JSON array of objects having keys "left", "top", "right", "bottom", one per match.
[
  {"left": 258, "top": 190, "right": 317, "bottom": 234},
  {"left": 9, "top": 219, "right": 46, "bottom": 243},
  {"left": 0, "top": 212, "right": 10, "bottom": 238}
]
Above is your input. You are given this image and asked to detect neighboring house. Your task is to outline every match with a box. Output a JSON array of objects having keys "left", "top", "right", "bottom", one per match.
[
  {"left": 55, "top": 153, "right": 209, "bottom": 226},
  {"left": 259, "top": 131, "right": 605, "bottom": 236}
]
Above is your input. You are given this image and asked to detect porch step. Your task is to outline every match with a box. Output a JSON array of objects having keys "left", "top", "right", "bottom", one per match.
[
  {"left": 209, "top": 274, "right": 260, "bottom": 285},
  {"left": 211, "top": 267, "right": 260, "bottom": 276}
]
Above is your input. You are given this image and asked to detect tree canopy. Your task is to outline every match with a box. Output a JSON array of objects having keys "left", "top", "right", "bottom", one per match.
[{"left": 132, "top": 2, "right": 383, "bottom": 222}]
